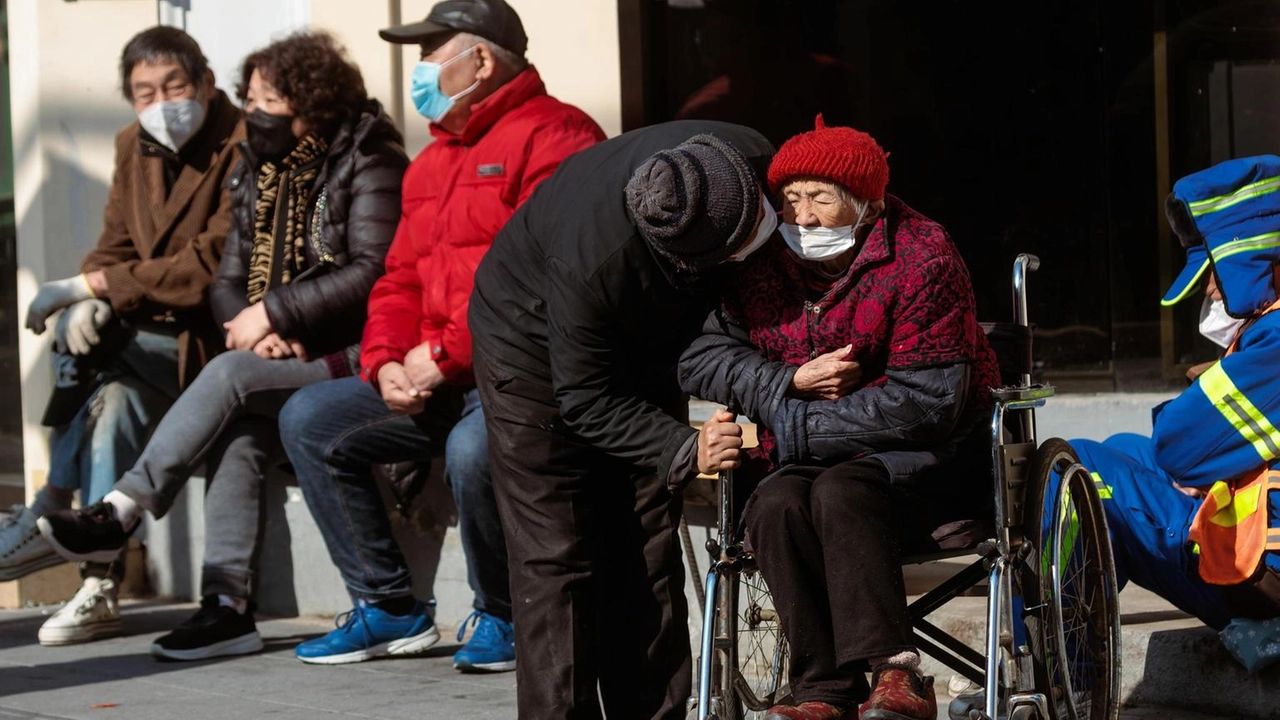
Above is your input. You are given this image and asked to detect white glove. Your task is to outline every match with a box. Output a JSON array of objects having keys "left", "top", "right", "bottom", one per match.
[
  {"left": 26, "top": 275, "right": 94, "bottom": 334},
  {"left": 54, "top": 299, "right": 113, "bottom": 356}
]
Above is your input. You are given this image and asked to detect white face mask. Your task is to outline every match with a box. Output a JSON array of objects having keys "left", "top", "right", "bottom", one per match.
[
  {"left": 727, "top": 195, "right": 778, "bottom": 262},
  {"left": 1199, "top": 297, "right": 1247, "bottom": 349},
  {"left": 779, "top": 203, "right": 868, "bottom": 262},
  {"left": 138, "top": 98, "right": 206, "bottom": 152}
]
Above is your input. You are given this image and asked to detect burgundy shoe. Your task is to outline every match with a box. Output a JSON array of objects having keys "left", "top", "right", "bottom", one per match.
[
  {"left": 858, "top": 666, "right": 937, "bottom": 720},
  {"left": 764, "top": 701, "right": 846, "bottom": 720}
]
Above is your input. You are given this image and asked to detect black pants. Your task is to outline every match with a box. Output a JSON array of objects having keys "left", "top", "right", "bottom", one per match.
[
  {"left": 744, "top": 458, "right": 967, "bottom": 706},
  {"left": 475, "top": 354, "right": 691, "bottom": 720}
]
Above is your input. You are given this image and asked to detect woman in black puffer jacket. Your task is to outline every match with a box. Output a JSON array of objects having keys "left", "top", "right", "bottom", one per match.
[{"left": 37, "top": 31, "right": 407, "bottom": 660}]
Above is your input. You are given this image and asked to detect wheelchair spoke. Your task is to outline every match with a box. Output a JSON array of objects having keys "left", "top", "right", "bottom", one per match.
[
  {"left": 1022, "top": 440, "right": 1121, "bottom": 720},
  {"left": 731, "top": 566, "right": 790, "bottom": 718}
]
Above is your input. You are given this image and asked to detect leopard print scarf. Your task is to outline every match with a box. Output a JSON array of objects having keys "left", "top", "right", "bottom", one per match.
[{"left": 246, "top": 133, "right": 329, "bottom": 304}]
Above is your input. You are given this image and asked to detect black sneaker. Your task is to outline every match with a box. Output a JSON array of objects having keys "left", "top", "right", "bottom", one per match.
[
  {"left": 151, "top": 596, "right": 264, "bottom": 661},
  {"left": 37, "top": 501, "right": 136, "bottom": 564}
]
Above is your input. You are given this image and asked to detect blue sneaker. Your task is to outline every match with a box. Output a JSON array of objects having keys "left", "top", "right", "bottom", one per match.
[
  {"left": 296, "top": 600, "right": 440, "bottom": 665},
  {"left": 452, "top": 611, "right": 515, "bottom": 673}
]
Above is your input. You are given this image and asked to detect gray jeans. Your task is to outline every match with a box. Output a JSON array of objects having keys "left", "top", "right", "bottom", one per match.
[{"left": 114, "top": 350, "right": 331, "bottom": 600}]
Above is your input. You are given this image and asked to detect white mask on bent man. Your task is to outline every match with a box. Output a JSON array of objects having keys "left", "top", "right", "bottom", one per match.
[{"left": 727, "top": 195, "right": 779, "bottom": 262}]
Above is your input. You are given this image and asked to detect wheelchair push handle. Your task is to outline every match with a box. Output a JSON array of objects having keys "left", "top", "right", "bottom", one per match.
[{"left": 1012, "top": 253, "right": 1040, "bottom": 329}]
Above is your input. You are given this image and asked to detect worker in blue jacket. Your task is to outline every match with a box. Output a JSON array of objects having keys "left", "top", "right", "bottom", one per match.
[{"left": 1070, "top": 155, "right": 1280, "bottom": 630}]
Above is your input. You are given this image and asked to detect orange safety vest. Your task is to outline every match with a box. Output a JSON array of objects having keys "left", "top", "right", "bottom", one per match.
[{"left": 1188, "top": 298, "right": 1280, "bottom": 586}]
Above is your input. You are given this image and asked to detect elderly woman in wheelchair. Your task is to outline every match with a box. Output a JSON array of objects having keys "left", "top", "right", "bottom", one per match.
[{"left": 679, "top": 117, "right": 1000, "bottom": 720}]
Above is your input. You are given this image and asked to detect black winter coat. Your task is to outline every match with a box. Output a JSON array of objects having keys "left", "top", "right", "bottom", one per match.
[
  {"left": 211, "top": 101, "right": 407, "bottom": 359},
  {"left": 469, "top": 120, "right": 775, "bottom": 477}
]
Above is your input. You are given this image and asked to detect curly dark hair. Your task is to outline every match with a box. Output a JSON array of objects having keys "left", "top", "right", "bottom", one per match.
[{"left": 237, "top": 31, "right": 368, "bottom": 138}]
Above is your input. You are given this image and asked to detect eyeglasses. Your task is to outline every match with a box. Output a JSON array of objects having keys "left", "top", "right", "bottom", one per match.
[{"left": 133, "top": 79, "right": 197, "bottom": 106}]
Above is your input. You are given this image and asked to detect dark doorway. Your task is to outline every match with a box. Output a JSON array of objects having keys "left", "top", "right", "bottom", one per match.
[{"left": 619, "top": 0, "right": 1280, "bottom": 390}]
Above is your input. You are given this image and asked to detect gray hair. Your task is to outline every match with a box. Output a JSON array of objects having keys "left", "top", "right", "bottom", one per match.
[
  {"left": 830, "top": 183, "right": 873, "bottom": 219},
  {"left": 454, "top": 32, "right": 529, "bottom": 77}
]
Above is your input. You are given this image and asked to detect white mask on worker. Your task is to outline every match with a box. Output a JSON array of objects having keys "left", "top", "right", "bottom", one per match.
[
  {"left": 727, "top": 196, "right": 778, "bottom": 262},
  {"left": 1199, "top": 297, "right": 1247, "bottom": 349}
]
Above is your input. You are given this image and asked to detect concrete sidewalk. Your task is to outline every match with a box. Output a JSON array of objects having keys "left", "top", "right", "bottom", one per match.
[
  {"left": 0, "top": 604, "right": 516, "bottom": 720},
  {"left": 0, "top": 592, "right": 1248, "bottom": 720}
]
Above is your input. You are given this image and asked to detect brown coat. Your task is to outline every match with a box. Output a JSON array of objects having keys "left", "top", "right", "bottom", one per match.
[{"left": 80, "top": 90, "right": 244, "bottom": 388}]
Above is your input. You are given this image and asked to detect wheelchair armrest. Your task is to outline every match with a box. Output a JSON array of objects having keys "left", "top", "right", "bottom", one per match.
[{"left": 990, "top": 384, "right": 1055, "bottom": 408}]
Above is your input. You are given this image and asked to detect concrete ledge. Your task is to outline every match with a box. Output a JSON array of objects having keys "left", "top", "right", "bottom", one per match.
[
  {"left": 911, "top": 560, "right": 1278, "bottom": 719},
  {"left": 140, "top": 464, "right": 469, "bottom": 620}
]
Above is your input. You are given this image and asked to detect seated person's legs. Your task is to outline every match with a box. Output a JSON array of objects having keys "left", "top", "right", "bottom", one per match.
[
  {"left": 21, "top": 332, "right": 180, "bottom": 646},
  {"left": 36, "top": 350, "right": 331, "bottom": 651},
  {"left": 1072, "top": 438, "right": 1237, "bottom": 629},
  {"left": 745, "top": 459, "right": 938, "bottom": 720},
  {"left": 39, "top": 351, "right": 328, "bottom": 554},
  {"left": 149, "top": 416, "right": 280, "bottom": 661},
  {"left": 280, "top": 375, "right": 464, "bottom": 665},
  {"left": 745, "top": 468, "right": 849, "bottom": 711},
  {"left": 445, "top": 389, "right": 515, "bottom": 672}
]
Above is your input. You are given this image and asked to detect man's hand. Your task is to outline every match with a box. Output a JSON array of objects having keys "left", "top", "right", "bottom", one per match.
[
  {"left": 378, "top": 362, "right": 427, "bottom": 415},
  {"left": 224, "top": 302, "right": 273, "bottom": 351},
  {"left": 26, "top": 275, "right": 95, "bottom": 334},
  {"left": 403, "top": 343, "right": 446, "bottom": 394},
  {"left": 252, "top": 333, "right": 308, "bottom": 361},
  {"left": 697, "top": 408, "right": 743, "bottom": 475},
  {"left": 54, "top": 299, "right": 113, "bottom": 356},
  {"left": 790, "top": 345, "right": 861, "bottom": 400}
]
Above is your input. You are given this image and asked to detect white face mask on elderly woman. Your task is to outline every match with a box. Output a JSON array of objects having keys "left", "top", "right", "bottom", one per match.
[
  {"left": 727, "top": 195, "right": 778, "bottom": 262},
  {"left": 780, "top": 203, "right": 868, "bottom": 262},
  {"left": 1199, "top": 297, "right": 1248, "bottom": 348}
]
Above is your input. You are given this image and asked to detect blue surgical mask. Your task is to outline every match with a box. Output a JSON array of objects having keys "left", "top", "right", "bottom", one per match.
[{"left": 410, "top": 46, "right": 480, "bottom": 122}]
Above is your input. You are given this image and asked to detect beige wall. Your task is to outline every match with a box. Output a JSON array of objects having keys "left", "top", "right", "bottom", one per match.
[
  {"left": 309, "top": 0, "right": 401, "bottom": 131},
  {"left": 332, "top": 0, "right": 623, "bottom": 154},
  {"left": 11, "top": 0, "right": 624, "bottom": 492}
]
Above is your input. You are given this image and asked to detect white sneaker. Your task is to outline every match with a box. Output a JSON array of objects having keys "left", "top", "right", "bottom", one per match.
[
  {"left": 0, "top": 505, "right": 66, "bottom": 581},
  {"left": 38, "top": 577, "right": 123, "bottom": 646}
]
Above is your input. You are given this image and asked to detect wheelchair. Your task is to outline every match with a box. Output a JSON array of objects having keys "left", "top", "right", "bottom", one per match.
[{"left": 685, "top": 254, "right": 1122, "bottom": 720}]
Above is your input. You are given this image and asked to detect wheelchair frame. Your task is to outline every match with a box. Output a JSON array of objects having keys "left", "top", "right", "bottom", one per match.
[{"left": 687, "top": 254, "right": 1121, "bottom": 720}]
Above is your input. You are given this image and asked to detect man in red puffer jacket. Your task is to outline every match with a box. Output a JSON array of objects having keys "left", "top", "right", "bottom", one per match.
[{"left": 279, "top": 0, "right": 605, "bottom": 669}]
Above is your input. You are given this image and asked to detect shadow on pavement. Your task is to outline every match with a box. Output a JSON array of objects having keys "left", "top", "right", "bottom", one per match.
[
  {"left": 0, "top": 603, "right": 329, "bottom": 697},
  {"left": 0, "top": 603, "right": 197, "bottom": 652}
]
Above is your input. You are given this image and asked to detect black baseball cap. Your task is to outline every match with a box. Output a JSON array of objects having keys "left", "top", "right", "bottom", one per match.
[{"left": 379, "top": 0, "right": 528, "bottom": 56}]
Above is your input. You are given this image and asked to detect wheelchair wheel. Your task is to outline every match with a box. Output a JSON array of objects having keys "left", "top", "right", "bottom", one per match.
[
  {"left": 716, "top": 562, "right": 790, "bottom": 720},
  {"left": 1020, "top": 438, "right": 1121, "bottom": 720}
]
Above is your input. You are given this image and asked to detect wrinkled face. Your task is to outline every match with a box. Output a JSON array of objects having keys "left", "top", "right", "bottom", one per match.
[
  {"left": 129, "top": 59, "right": 207, "bottom": 114},
  {"left": 780, "top": 178, "right": 861, "bottom": 228},
  {"left": 244, "top": 69, "right": 308, "bottom": 138}
]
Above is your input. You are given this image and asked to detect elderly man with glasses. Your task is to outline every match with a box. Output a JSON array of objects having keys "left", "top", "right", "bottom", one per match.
[{"left": 0, "top": 25, "right": 242, "bottom": 646}]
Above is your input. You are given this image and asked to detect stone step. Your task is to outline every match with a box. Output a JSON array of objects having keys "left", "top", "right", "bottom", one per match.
[{"left": 910, "top": 559, "right": 1279, "bottom": 719}]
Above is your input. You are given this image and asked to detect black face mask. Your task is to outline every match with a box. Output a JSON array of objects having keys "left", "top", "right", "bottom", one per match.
[{"left": 245, "top": 109, "right": 298, "bottom": 162}]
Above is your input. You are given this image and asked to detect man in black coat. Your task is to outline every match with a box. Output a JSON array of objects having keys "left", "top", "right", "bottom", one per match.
[{"left": 468, "top": 120, "right": 776, "bottom": 719}]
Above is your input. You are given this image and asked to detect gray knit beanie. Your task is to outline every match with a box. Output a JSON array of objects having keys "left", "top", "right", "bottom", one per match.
[{"left": 625, "top": 133, "right": 760, "bottom": 272}]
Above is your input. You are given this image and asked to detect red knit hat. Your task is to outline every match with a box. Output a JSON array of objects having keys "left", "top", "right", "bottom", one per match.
[{"left": 767, "top": 115, "right": 889, "bottom": 200}]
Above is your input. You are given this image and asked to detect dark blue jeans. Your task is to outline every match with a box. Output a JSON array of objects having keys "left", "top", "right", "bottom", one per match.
[{"left": 279, "top": 376, "right": 510, "bottom": 619}]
